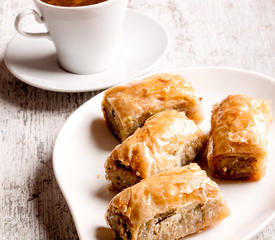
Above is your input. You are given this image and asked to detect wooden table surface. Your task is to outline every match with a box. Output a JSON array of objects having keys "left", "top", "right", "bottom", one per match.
[{"left": 0, "top": 0, "right": 274, "bottom": 239}]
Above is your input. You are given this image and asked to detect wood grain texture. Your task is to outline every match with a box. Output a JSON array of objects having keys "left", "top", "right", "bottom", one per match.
[{"left": 0, "top": 0, "right": 274, "bottom": 239}]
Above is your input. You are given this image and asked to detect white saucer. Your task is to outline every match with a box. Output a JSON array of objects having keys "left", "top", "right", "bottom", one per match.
[{"left": 4, "top": 9, "right": 169, "bottom": 92}]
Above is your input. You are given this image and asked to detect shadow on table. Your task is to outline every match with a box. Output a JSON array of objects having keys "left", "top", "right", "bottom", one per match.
[
  {"left": 31, "top": 157, "right": 79, "bottom": 240},
  {"left": 0, "top": 60, "right": 102, "bottom": 112}
]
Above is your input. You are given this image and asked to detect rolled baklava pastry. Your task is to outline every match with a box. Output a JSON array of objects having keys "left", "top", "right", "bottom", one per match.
[
  {"left": 102, "top": 73, "right": 204, "bottom": 142},
  {"left": 105, "top": 110, "right": 206, "bottom": 190},
  {"left": 207, "top": 94, "right": 272, "bottom": 180},
  {"left": 106, "top": 163, "right": 230, "bottom": 240}
]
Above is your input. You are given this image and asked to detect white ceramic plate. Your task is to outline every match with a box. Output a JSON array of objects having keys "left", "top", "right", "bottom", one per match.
[
  {"left": 53, "top": 67, "right": 275, "bottom": 240},
  {"left": 4, "top": 9, "right": 169, "bottom": 92}
]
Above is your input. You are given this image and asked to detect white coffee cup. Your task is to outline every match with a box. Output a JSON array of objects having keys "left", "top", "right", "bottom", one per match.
[{"left": 15, "top": 0, "right": 128, "bottom": 75}]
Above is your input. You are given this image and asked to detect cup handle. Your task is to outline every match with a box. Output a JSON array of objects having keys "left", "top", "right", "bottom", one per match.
[{"left": 15, "top": 9, "right": 50, "bottom": 38}]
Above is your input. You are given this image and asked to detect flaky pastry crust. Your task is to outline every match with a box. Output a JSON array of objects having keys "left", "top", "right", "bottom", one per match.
[
  {"left": 106, "top": 163, "right": 230, "bottom": 240},
  {"left": 102, "top": 73, "right": 204, "bottom": 141},
  {"left": 207, "top": 94, "right": 272, "bottom": 180},
  {"left": 105, "top": 110, "right": 206, "bottom": 190}
]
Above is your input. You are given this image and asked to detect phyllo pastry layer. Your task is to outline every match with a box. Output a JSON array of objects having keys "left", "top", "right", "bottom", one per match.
[
  {"left": 105, "top": 109, "right": 206, "bottom": 190},
  {"left": 102, "top": 73, "right": 204, "bottom": 141},
  {"left": 207, "top": 94, "right": 272, "bottom": 180},
  {"left": 106, "top": 163, "right": 230, "bottom": 240}
]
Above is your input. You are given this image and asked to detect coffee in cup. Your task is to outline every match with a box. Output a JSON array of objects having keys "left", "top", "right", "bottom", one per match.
[{"left": 40, "top": 0, "right": 108, "bottom": 7}]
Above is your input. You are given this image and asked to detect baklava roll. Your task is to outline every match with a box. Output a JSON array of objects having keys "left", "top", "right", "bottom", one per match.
[
  {"left": 106, "top": 163, "right": 230, "bottom": 240},
  {"left": 105, "top": 110, "right": 206, "bottom": 190},
  {"left": 207, "top": 94, "right": 272, "bottom": 180},
  {"left": 102, "top": 73, "right": 204, "bottom": 142}
]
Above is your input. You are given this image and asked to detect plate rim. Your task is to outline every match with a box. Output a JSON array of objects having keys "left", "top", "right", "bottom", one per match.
[
  {"left": 53, "top": 66, "right": 275, "bottom": 240},
  {"left": 4, "top": 8, "right": 170, "bottom": 93}
]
